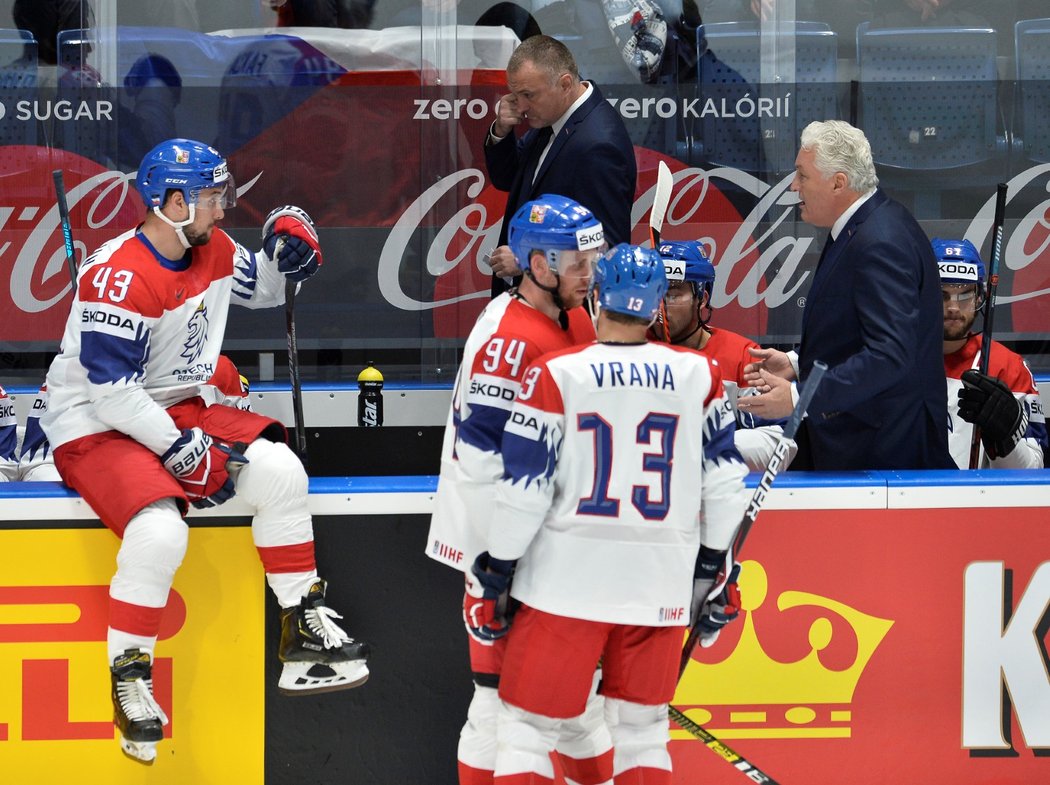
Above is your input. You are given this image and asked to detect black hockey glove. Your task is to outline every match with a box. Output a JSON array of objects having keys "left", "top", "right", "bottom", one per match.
[{"left": 959, "top": 369, "right": 1028, "bottom": 460}]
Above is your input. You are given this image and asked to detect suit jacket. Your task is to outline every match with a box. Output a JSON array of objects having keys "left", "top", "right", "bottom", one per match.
[
  {"left": 484, "top": 83, "right": 636, "bottom": 295},
  {"left": 794, "top": 188, "right": 953, "bottom": 470}
]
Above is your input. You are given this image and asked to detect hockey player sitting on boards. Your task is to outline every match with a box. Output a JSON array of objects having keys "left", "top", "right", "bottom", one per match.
[{"left": 40, "top": 138, "right": 370, "bottom": 764}]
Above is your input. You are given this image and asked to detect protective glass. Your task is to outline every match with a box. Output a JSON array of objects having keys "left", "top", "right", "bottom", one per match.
[
  {"left": 553, "top": 245, "right": 607, "bottom": 278},
  {"left": 941, "top": 285, "right": 977, "bottom": 305},
  {"left": 194, "top": 177, "right": 237, "bottom": 210},
  {"left": 664, "top": 284, "right": 694, "bottom": 305}
]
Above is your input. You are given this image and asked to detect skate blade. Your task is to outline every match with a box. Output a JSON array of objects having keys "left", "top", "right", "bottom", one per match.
[
  {"left": 278, "top": 659, "right": 369, "bottom": 695},
  {"left": 120, "top": 736, "right": 159, "bottom": 764}
]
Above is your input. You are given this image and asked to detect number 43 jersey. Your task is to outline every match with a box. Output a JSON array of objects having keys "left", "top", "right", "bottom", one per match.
[
  {"left": 43, "top": 227, "right": 284, "bottom": 454},
  {"left": 490, "top": 341, "right": 750, "bottom": 627}
]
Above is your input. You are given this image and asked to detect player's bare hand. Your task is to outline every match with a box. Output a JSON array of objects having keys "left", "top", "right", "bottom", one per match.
[
  {"left": 493, "top": 94, "right": 524, "bottom": 138},
  {"left": 737, "top": 369, "right": 794, "bottom": 419},
  {"left": 486, "top": 245, "right": 521, "bottom": 279},
  {"left": 743, "top": 347, "right": 796, "bottom": 386}
]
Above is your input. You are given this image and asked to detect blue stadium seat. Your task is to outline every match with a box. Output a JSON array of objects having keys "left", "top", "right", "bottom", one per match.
[
  {"left": 1014, "top": 18, "right": 1050, "bottom": 168},
  {"left": 856, "top": 24, "right": 1008, "bottom": 178},
  {"left": 0, "top": 28, "right": 37, "bottom": 146},
  {"left": 681, "top": 21, "right": 840, "bottom": 177}
]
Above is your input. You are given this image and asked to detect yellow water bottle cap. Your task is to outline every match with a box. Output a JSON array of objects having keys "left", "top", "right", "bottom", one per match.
[{"left": 357, "top": 363, "right": 383, "bottom": 383}]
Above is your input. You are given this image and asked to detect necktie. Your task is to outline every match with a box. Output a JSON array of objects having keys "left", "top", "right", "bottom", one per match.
[{"left": 527, "top": 126, "right": 554, "bottom": 186}]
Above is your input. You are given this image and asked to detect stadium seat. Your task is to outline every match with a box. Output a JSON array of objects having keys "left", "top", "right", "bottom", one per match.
[
  {"left": 855, "top": 23, "right": 1008, "bottom": 203},
  {"left": 0, "top": 28, "right": 37, "bottom": 146},
  {"left": 680, "top": 21, "right": 840, "bottom": 178},
  {"left": 1013, "top": 18, "right": 1050, "bottom": 168}
]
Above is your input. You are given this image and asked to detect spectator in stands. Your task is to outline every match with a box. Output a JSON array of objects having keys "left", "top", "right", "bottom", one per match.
[
  {"left": 268, "top": 0, "right": 376, "bottom": 28},
  {"left": 12, "top": 0, "right": 93, "bottom": 67},
  {"left": 119, "top": 54, "right": 184, "bottom": 168}
]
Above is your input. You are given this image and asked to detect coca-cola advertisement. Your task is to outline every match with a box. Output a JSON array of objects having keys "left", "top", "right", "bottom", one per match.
[{"left": 2, "top": 26, "right": 1048, "bottom": 370}]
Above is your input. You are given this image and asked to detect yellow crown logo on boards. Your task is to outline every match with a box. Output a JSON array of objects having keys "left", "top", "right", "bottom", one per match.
[{"left": 673, "top": 560, "right": 893, "bottom": 740}]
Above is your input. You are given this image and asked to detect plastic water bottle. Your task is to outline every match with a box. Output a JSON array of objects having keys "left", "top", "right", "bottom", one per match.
[{"left": 357, "top": 363, "right": 384, "bottom": 427}]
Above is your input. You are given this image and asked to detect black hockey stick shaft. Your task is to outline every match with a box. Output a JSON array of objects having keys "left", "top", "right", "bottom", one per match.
[
  {"left": 667, "top": 704, "right": 781, "bottom": 785},
  {"left": 968, "top": 182, "right": 1008, "bottom": 468},
  {"left": 285, "top": 279, "right": 308, "bottom": 470},
  {"left": 52, "top": 169, "right": 78, "bottom": 292},
  {"left": 679, "top": 359, "right": 828, "bottom": 676},
  {"left": 668, "top": 361, "right": 826, "bottom": 784}
]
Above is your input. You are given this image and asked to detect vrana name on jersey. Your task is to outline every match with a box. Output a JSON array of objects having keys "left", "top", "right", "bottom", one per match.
[{"left": 589, "top": 361, "right": 675, "bottom": 390}]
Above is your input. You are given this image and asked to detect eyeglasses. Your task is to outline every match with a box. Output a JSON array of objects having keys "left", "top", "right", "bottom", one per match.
[{"left": 941, "top": 288, "right": 978, "bottom": 304}]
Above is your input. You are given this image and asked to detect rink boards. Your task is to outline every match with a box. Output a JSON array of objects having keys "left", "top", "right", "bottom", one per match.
[{"left": 0, "top": 471, "right": 1048, "bottom": 785}]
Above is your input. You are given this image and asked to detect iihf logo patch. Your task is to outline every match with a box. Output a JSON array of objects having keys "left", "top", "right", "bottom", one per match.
[{"left": 181, "top": 302, "right": 209, "bottom": 363}]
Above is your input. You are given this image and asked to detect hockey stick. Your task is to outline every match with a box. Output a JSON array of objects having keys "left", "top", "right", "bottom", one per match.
[
  {"left": 666, "top": 705, "right": 779, "bottom": 785},
  {"left": 968, "top": 182, "right": 1009, "bottom": 468},
  {"left": 650, "top": 160, "right": 673, "bottom": 249},
  {"left": 285, "top": 278, "right": 308, "bottom": 470},
  {"left": 667, "top": 361, "right": 828, "bottom": 785},
  {"left": 679, "top": 359, "right": 828, "bottom": 674},
  {"left": 52, "top": 170, "right": 78, "bottom": 292}
]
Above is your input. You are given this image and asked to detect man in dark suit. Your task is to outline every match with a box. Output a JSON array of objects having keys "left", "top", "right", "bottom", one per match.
[
  {"left": 483, "top": 35, "right": 637, "bottom": 296},
  {"left": 739, "top": 120, "right": 953, "bottom": 470}
]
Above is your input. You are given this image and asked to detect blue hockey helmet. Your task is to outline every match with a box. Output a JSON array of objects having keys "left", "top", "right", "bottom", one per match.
[
  {"left": 658, "top": 240, "right": 715, "bottom": 300},
  {"left": 136, "top": 138, "right": 235, "bottom": 211},
  {"left": 508, "top": 194, "right": 606, "bottom": 274},
  {"left": 932, "top": 238, "right": 985, "bottom": 286},
  {"left": 593, "top": 243, "right": 668, "bottom": 320}
]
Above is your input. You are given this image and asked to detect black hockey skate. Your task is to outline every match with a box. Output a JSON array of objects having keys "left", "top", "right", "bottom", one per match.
[
  {"left": 110, "top": 648, "right": 168, "bottom": 764},
  {"left": 278, "top": 579, "right": 370, "bottom": 695}
]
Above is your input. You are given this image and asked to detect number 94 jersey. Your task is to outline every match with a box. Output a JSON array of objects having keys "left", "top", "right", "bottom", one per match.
[
  {"left": 426, "top": 293, "right": 595, "bottom": 573},
  {"left": 490, "top": 341, "right": 749, "bottom": 627}
]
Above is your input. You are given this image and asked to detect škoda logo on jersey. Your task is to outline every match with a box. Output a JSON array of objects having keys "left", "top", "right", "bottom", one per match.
[{"left": 674, "top": 560, "right": 893, "bottom": 740}]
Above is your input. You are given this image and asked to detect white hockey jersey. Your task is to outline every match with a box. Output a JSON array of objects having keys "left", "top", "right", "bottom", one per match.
[
  {"left": 490, "top": 341, "right": 749, "bottom": 627},
  {"left": 42, "top": 227, "right": 284, "bottom": 455},
  {"left": 700, "top": 326, "right": 792, "bottom": 471},
  {"left": 944, "top": 335, "right": 1047, "bottom": 469},
  {"left": 426, "top": 294, "right": 595, "bottom": 572},
  {"left": 0, "top": 385, "right": 16, "bottom": 481}
]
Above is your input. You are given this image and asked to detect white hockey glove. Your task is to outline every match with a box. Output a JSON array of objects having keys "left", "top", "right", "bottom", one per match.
[
  {"left": 262, "top": 205, "right": 323, "bottom": 282},
  {"left": 161, "top": 427, "right": 248, "bottom": 509},
  {"left": 690, "top": 545, "right": 742, "bottom": 648}
]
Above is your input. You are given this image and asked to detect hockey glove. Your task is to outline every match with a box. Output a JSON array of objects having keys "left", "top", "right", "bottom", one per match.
[
  {"left": 463, "top": 552, "right": 516, "bottom": 644},
  {"left": 690, "top": 545, "right": 741, "bottom": 648},
  {"left": 262, "top": 205, "right": 323, "bottom": 282},
  {"left": 161, "top": 428, "right": 248, "bottom": 509},
  {"left": 959, "top": 369, "right": 1028, "bottom": 459}
]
